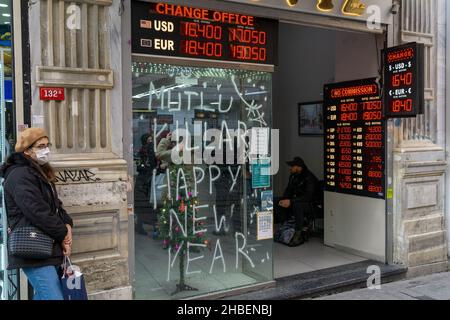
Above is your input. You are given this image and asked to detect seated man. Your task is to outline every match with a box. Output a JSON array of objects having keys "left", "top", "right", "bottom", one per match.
[{"left": 275, "top": 157, "right": 319, "bottom": 246}]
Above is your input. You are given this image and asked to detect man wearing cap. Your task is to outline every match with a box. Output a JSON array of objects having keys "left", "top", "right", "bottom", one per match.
[{"left": 276, "top": 157, "right": 319, "bottom": 246}]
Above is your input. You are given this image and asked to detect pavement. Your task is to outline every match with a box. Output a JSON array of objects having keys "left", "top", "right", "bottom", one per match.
[{"left": 315, "top": 271, "right": 450, "bottom": 300}]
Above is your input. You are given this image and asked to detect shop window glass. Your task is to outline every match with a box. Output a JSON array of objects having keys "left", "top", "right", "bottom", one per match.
[{"left": 132, "top": 61, "right": 273, "bottom": 299}]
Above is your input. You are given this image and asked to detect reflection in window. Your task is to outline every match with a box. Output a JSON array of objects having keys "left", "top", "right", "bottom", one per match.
[{"left": 132, "top": 62, "right": 273, "bottom": 299}]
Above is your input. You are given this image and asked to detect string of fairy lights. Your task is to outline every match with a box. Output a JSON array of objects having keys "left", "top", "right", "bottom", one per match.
[{"left": 131, "top": 62, "right": 272, "bottom": 82}]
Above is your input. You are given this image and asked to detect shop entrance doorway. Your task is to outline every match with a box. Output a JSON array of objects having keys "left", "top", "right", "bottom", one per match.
[{"left": 272, "top": 22, "right": 387, "bottom": 279}]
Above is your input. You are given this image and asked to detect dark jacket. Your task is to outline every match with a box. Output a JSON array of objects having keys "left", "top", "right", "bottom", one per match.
[
  {"left": 283, "top": 168, "right": 319, "bottom": 204},
  {"left": 146, "top": 142, "right": 157, "bottom": 171},
  {"left": 0, "top": 153, "right": 73, "bottom": 269}
]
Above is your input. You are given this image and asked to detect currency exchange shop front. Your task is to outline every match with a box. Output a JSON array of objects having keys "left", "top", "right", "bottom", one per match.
[{"left": 131, "top": 1, "right": 277, "bottom": 299}]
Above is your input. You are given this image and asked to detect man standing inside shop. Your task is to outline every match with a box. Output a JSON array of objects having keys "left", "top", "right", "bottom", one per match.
[{"left": 276, "top": 157, "right": 319, "bottom": 246}]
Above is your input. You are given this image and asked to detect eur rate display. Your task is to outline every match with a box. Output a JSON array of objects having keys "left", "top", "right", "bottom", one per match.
[
  {"left": 131, "top": 1, "right": 278, "bottom": 65},
  {"left": 324, "top": 78, "right": 385, "bottom": 199}
]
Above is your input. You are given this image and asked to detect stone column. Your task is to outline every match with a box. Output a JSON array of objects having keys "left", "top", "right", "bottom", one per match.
[
  {"left": 393, "top": 148, "right": 447, "bottom": 276},
  {"left": 28, "top": 0, "right": 131, "bottom": 299},
  {"left": 392, "top": 0, "right": 448, "bottom": 276}
]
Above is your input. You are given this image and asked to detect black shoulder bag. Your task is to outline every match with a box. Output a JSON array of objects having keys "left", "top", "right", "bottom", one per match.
[{"left": 8, "top": 225, "right": 54, "bottom": 260}]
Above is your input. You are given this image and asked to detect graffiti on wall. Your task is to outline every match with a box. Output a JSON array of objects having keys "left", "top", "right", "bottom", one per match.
[{"left": 56, "top": 169, "right": 101, "bottom": 183}]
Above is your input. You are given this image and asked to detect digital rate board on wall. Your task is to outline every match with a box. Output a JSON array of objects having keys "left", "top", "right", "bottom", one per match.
[
  {"left": 324, "top": 78, "right": 385, "bottom": 199},
  {"left": 383, "top": 42, "right": 425, "bottom": 118},
  {"left": 131, "top": 1, "right": 278, "bottom": 65}
]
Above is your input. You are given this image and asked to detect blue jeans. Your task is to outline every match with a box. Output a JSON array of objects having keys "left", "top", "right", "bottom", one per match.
[{"left": 22, "top": 266, "right": 64, "bottom": 300}]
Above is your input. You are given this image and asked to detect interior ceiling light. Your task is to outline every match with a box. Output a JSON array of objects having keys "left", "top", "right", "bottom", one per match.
[
  {"left": 286, "top": 0, "right": 298, "bottom": 7},
  {"left": 317, "top": 0, "right": 334, "bottom": 11}
]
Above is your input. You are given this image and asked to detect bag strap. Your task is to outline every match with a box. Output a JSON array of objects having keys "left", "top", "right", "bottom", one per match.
[
  {"left": 8, "top": 218, "right": 19, "bottom": 234},
  {"left": 62, "top": 256, "right": 74, "bottom": 277},
  {"left": 4, "top": 167, "right": 23, "bottom": 232}
]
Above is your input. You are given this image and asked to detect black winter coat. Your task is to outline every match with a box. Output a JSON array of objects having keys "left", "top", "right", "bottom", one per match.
[
  {"left": 0, "top": 153, "right": 73, "bottom": 269},
  {"left": 283, "top": 169, "right": 320, "bottom": 204}
]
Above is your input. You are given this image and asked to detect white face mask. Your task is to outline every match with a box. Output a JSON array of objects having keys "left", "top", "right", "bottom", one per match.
[{"left": 35, "top": 147, "right": 51, "bottom": 165}]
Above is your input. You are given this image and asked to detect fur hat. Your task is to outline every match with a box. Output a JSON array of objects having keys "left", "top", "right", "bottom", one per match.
[{"left": 15, "top": 128, "right": 48, "bottom": 152}]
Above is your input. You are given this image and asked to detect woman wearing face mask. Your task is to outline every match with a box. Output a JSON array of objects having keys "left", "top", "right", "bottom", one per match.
[{"left": 0, "top": 128, "right": 73, "bottom": 300}]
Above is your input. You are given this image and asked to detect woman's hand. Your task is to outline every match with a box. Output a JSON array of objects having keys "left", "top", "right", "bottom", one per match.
[
  {"left": 64, "top": 224, "right": 72, "bottom": 246},
  {"left": 62, "top": 243, "right": 72, "bottom": 257}
]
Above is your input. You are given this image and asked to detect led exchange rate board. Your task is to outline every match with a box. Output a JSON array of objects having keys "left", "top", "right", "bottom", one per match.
[
  {"left": 131, "top": 1, "right": 278, "bottom": 65},
  {"left": 324, "top": 78, "right": 385, "bottom": 199},
  {"left": 383, "top": 42, "right": 424, "bottom": 118}
]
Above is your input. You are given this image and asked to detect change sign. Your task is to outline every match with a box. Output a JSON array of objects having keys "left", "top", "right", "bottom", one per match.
[
  {"left": 131, "top": 1, "right": 278, "bottom": 65},
  {"left": 383, "top": 42, "right": 425, "bottom": 118}
]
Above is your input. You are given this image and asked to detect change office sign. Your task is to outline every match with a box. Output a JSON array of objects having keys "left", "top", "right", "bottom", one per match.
[{"left": 383, "top": 42, "right": 425, "bottom": 118}]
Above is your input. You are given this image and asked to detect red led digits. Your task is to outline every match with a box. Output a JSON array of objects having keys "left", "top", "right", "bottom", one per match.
[
  {"left": 338, "top": 134, "right": 352, "bottom": 140},
  {"left": 228, "top": 28, "right": 268, "bottom": 62},
  {"left": 391, "top": 99, "right": 413, "bottom": 112},
  {"left": 391, "top": 72, "right": 413, "bottom": 87},
  {"left": 371, "top": 155, "right": 383, "bottom": 163},
  {"left": 339, "top": 182, "right": 352, "bottom": 189},
  {"left": 230, "top": 44, "right": 267, "bottom": 62},
  {"left": 338, "top": 168, "right": 352, "bottom": 175},
  {"left": 368, "top": 185, "right": 383, "bottom": 193},
  {"left": 340, "top": 112, "right": 358, "bottom": 121},
  {"left": 337, "top": 127, "right": 352, "bottom": 133},
  {"left": 340, "top": 103, "right": 358, "bottom": 112},
  {"left": 229, "top": 28, "right": 267, "bottom": 45},
  {"left": 368, "top": 126, "right": 382, "bottom": 133},
  {"left": 365, "top": 134, "right": 382, "bottom": 141},
  {"left": 363, "top": 101, "right": 382, "bottom": 110},
  {"left": 368, "top": 171, "right": 383, "bottom": 178},
  {"left": 181, "top": 40, "right": 222, "bottom": 57},
  {"left": 181, "top": 22, "right": 222, "bottom": 40},
  {"left": 339, "top": 141, "right": 352, "bottom": 147},
  {"left": 365, "top": 141, "right": 382, "bottom": 148},
  {"left": 341, "top": 148, "right": 352, "bottom": 154},
  {"left": 362, "top": 111, "right": 382, "bottom": 121},
  {"left": 338, "top": 162, "right": 352, "bottom": 168}
]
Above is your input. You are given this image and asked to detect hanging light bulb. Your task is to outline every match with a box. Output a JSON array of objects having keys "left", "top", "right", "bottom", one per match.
[
  {"left": 286, "top": 0, "right": 298, "bottom": 7},
  {"left": 342, "top": 0, "right": 366, "bottom": 16},
  {"left": 317, "top": 0, "right": 334, "bottom": 11}
]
